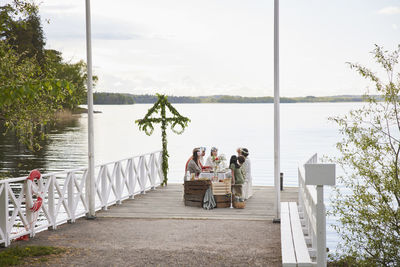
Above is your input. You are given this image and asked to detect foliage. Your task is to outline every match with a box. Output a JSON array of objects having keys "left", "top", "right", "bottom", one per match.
[
  {"left": 45, "top": 49, "right": 97, "bottom": 110},
  {"left": 1, "top": 1, "right": 46, "bottom": 68},
  {"left": 0, "top": 245, "right": 65, "bottom": 266},
  {"left": 0, "top": 0, "right": 94, "bottom": 150},
  {"left": 328, "top": 45, "right": 400, "bottom": 266},
  {"left": 135, "top": 94, "right": 190, "bottom": 186},
  {"left": 0, "top": 40, "right": 73, "bottom": 150}
]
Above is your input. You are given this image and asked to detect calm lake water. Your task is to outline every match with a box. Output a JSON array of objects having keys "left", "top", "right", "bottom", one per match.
[{"left": 0, "top": 102, "right": 366, "bottom": 251}]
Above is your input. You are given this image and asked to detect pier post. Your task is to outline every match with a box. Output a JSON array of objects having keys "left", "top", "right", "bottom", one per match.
[
  {"left": 305, "top": 162, "right": 335, "bottom": 267},
  {"left": 0, "top": 183, "right": 9, "bottom": 247},
  {"left": 85, "top": 0, "right": 96, "bottom": 219},
  {"left": 316, "top": 185, "right": 326, "bottom": 267},
  {"left": 273, "top": 0, "right": 281, "bottom": 223}
]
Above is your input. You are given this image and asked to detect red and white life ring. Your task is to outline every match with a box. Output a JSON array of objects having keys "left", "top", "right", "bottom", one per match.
[{"left": 26, "top": 169, "right": 43, "bottom": 212}]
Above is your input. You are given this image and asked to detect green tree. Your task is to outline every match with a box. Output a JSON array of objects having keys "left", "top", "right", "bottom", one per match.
[
  {"left": 329, "top": 45, "right": 400, "bottom": 266},
  {"left": 136, "top": 94, "right": 190, "bottom": 186},
  {"left": 45, "top": 49, "right": 96, "bottom": 109},
  {"left": 0, "top": 1, "right": 83, "bottom": 150},
  {"left": 1, "top": 0, "right": 45, "bottom": 68},
  {"left": 0, "top": 41, "right": 73, "bottom": 150}
]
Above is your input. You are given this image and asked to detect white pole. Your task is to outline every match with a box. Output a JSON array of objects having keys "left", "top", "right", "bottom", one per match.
[
  {"left": 316, "top": 185, "right": 326, "bottom": 267},
  {"left": 273, "top": 0, "right": 281, "bottom": 223},
  {"left": 85, "top": 0, "right": 95, "bottom": 218}
]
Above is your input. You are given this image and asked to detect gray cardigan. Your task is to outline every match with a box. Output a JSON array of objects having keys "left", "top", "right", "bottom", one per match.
[{"left": 187, "top": 159, "right": 201, "bottom": 175}]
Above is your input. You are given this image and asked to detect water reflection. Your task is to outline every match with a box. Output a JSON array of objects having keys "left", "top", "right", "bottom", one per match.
[{"left": 0, "top": 115, "right": 87, "bottom": 179}]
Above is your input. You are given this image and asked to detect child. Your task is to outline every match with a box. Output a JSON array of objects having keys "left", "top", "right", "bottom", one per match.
[{"left": 229, "top": 155, "right": 245, "bottom": 197}]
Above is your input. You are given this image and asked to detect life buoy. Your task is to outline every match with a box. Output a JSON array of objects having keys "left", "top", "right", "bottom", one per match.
[{"left": 26, "top": 169, "right": 43, "bottom": 212}]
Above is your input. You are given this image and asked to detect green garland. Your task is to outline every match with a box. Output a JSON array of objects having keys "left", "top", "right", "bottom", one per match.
[{"left": 135, "top": 94, "right": 190, "bottom": 186}]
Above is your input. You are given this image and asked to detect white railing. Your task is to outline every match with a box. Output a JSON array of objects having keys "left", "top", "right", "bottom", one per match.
[
  {"left": 298, "top": 153, "right": 335, "bottom": 267},
  {"left": 0, "top": 150, "right": 163, "bottom": 247}
]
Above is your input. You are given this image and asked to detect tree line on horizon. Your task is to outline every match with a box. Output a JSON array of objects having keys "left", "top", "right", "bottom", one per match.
[{"left": 92, "top": 92, "right": 370, "bottom": 104}]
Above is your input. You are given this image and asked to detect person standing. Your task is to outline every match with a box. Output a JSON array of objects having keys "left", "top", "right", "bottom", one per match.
[
  {"left": 229, "top": 155, "right": 245, "bottom": 197},
  {"left": 241, "top": 148, "right": 253, "bottom": 199}
]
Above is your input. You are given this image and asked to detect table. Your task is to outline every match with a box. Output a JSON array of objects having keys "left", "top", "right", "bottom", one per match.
[
  {"left": 184, "top": 180, "right": 211, "bottom": 207},
  {"left": 198, "top": 170, "right": 232, "bottom": 180},
  {"left": 184, "top": 171, "right": 233, "bottom": 208}
]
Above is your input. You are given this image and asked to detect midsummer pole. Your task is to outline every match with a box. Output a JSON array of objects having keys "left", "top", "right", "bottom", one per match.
[
  {"left": 273, "top": 0, "right": 281, "bottom": 223},
  {"left": 85, "top": 0, "right": 95, "bottom": 218}
]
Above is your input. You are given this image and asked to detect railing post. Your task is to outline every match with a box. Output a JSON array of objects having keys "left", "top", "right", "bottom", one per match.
[
  {"left": 24, "top": 180, "right": 34, "bottom": 237},
  {"left": 101, "top": 166, "right": 108, "bottom": 210},
  {"left": 305, "top": 160, "right": 335, "bottom": 267},
  {"left": 151, "top": 154, "right": 156, "bottom": 189},
  {"left": 158, "top": 152, "right": 164, "bottom": 185},
  {"left": 140, "top": 156, "right": 145, "bottom": 194},
  {"left": 48, "top": 176, "right": 56, "bottom": 229},
  {"left": 116, "top": 162, "right": 122, "bottom": 204},
  {"left": 0, "top": 182, "right": 9, "bottom": 247},
  {"left": 316, "top": 185, "right": 326, "bottom": 267},
  {"left": 128, "top": 159, "right": 135, "bottom": 199},
  {"left": 68, "top": 173, "right": 75, "bottom": 223}
]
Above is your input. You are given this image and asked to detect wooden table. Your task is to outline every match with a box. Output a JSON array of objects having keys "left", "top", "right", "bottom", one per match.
[
  {"left": 184, "top": 180, "right": 211, "bottom": 207},
  {"left": 184, "top": 180, "right": 232, "bottom": 208}
]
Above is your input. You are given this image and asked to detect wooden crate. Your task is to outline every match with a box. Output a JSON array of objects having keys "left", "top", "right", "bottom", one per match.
[
  {"left": 184, "top": 180, "right": 211, "bottom": 207},
  {"left": 212, "top": 179, "right": 231, "bottom": 195},
  {"left": 214, "top": 194, "right": 231, "bottom": 208}
]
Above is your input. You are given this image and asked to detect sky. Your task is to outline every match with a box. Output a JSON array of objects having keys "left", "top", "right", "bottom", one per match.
[{"left": 28, "top": 0, "right": 400, "bottom": 96}]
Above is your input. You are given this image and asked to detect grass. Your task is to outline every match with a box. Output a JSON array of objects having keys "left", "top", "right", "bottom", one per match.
[{"left": 0, "top": 245, "right": 65, "bottom": 266}]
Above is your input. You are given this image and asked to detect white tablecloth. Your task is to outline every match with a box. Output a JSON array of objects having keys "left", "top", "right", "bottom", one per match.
[{"left": 199, "top": 170, "right": 231, "bottom": 180}]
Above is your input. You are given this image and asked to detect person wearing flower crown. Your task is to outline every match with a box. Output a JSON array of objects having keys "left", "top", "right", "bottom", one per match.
[
  {"left": 199, "top": 147, "right": 206, "bottom": 166},
  {"left": 205, "top": 147, "right": 218, "bottom": 168}
]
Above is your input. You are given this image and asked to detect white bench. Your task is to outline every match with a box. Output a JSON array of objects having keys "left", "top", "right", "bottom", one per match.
[{"left": 281, "top": 202, "right": 313, "bottom": 267}]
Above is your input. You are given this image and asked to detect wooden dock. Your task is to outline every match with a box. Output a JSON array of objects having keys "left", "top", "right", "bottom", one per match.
[{"left": 97, "top": 184, "right": 298, "bottom": 220}]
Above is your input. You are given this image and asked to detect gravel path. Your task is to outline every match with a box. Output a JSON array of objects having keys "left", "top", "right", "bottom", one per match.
[{"left": 5, "top": 217, "right": 282, "bottom": 266}]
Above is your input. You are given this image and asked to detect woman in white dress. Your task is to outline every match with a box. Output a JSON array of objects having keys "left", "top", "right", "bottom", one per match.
[
  {"left": 240, "top": 148, "right": 253, "bottom": 199},
  {"left": 205, "top": 147, "right": 218, "bottom": 167}
]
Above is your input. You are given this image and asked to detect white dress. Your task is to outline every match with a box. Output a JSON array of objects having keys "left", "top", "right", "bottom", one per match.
[
  {"left": 243, "top": 158, "right": 253, "bottom": 199},
  {"left": 205, "top": 156, "right": 216, "bottom": 168}
]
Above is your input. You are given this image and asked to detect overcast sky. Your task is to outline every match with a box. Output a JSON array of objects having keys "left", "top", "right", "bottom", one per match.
[{"left": 35, "top": 0, "right": 400, "bottom": 97}]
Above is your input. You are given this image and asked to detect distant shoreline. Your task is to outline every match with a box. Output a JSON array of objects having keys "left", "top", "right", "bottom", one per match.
[{"left": 90, "top": 92, "right": 374, "bottom": 105}]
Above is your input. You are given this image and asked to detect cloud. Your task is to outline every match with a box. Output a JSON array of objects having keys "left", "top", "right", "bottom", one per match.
[
  {"left": 393, "top": 24, "right": 399, "bottom": 30},
  {"left": 378, "top": 6, "right": 400, "bottom": 15},
  {"left": 42, "top": 12, "right": 160, "bottom": 41}
]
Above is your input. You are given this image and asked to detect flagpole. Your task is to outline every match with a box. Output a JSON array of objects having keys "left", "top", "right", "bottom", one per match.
[
  {"left": 273, "top": 0, "right": 281, "bottom": 223},
  {"left": 85, "top": 0, "right": 95, "bottom": 219}
]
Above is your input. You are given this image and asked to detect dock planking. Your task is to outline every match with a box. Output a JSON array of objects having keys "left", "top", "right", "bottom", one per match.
[{"left": 97, "top": 184, "right": 298, "bottom": 220}]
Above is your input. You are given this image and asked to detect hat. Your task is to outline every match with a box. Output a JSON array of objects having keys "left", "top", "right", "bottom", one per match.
[{"left": 211, "top": 147, "right": 218, "bottom": 152}]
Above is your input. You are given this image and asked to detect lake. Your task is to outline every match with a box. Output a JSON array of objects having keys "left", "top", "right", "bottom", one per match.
[{"left": 0, "top": 102, "right": 365, "bottom": 251}]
